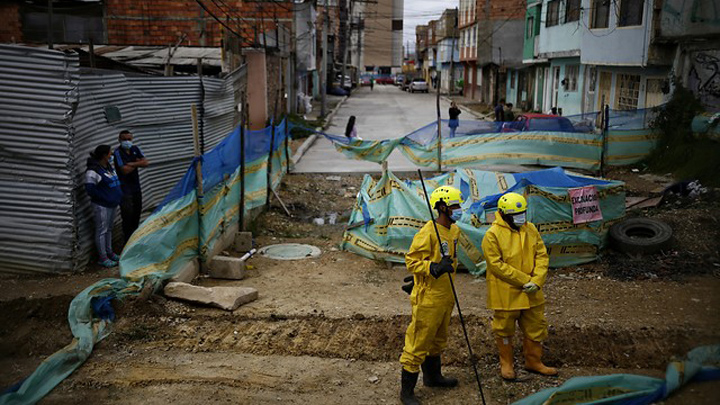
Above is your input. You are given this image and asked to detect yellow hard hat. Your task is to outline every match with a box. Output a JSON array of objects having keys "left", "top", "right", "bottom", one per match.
[
  {"left": 498, "top": 192, "right": 527, "bottom": 214},
  {"left": 430, "top": 186, "right": 463, "bottom": 210}
]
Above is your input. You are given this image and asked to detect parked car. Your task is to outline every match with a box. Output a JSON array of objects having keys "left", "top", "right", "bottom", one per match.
[
  {"left": 395, "top": 74, "right": 405, "bottom": 86},
  {"left": 409, "top": 78, "right": 429, "bottom": 93},
  {"left": 503, "top": 113, "right": 576, "bottom": 132},
  {"left": 359, "top": 75, "right": 371, "bottom": 86},
  {"left": 375, "top": 75, "right": 394, "bottom": 85}
]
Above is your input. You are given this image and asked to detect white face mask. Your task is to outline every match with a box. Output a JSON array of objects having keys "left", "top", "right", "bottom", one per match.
[{"left": 512, "top": 212, "right": 526, "bottom": 226}]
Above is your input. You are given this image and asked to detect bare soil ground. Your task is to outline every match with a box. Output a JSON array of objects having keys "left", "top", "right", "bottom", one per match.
[{"left": 1, "top": 168, "right": 719, "bottom": 404}]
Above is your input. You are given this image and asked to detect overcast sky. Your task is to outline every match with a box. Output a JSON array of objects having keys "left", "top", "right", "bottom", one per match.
[{"left": 403, "top": 0, "right": 458, "bottom": 54}]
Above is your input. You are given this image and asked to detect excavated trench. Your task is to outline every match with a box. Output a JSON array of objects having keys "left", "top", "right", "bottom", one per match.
[{"left": 111, "top": 312, "right": 714, "bottom": 371}]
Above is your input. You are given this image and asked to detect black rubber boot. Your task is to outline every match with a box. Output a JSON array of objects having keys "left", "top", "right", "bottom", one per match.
[
  {"left": 400, "top": 369, "right": 421, "bottom": 405},
  {"left": 422, "top": 355, "right": 458, "bottom": 388}
]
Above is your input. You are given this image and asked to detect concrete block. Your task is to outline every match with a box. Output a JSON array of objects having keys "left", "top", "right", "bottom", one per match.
[
  {"left": 164, "top": 282, "right": 258, "bottom": 311},
  {"left": 233, "top": 231, "right": 253, "bottom": 253},
  {"left": 208, "top": 255, "right": 246, "bottom": 280},
  {"left": 170, "top": 258, "right": 199, "bottom": 284}
]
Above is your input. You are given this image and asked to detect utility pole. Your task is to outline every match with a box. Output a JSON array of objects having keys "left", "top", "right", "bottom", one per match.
[
  {"left": 450, "top": 7, "right": 457, "bottom": 94},
  {"left": 47, "top": 0, "right": 53, "bottom": 49},
  {"left": 340, "top": 0, "right": 348, "bottom": 91},
  {"left": 321, "top": 2, "right": 329, "bottom": 117}
]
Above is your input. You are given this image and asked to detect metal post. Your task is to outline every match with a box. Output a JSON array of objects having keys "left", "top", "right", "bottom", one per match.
[
  {"left": 267, "top": 90, "right": 280, "bottom": 206},
  {"left": 285, "top": 113, "right": 291, "bottom": 174},
  {"left": 321, "top": 4, "right": 329, "bottom": 117},
  {"left": 191, "top": 104, "right": 205, "bottom": 266},
  {"left": 239, "top": 94, "right": 246, "bottom": 231},
  {"left": 436, "top": 74, "right": 442, "bottom": 172},
  {"left": 47, "top": 0, "right": 53, "bottom": 49},
  {"left": 601, "top": 104, "right": 609, "bottom": 177}
]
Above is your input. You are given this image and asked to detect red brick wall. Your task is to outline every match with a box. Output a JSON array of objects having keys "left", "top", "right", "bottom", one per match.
[
  {"left": 0, "top": 2, "right": 22, "bottom": 43},
  {"left": 485, "top": 0, "right": 525, "bottom": 20},
  {"left": 106, "top": 0, "right": 292, "bottom": 47}
]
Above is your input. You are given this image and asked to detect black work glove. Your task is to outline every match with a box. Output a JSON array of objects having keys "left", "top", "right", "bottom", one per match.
[
  {"left": 401, "top": 275, "right": 414, "bottom": 295},
  {"left": 429, "top": 256, "right": 454, "bottom": 279}
]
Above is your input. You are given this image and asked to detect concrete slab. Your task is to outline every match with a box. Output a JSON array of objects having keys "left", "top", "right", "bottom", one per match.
[
  {"left": 208, "top": 255, "right": 246, "bottom": 280},
  {"left": 170, "top": 258, "right": 200, "bottom": 284},
  {"left": 233, "top": 231, "right": 253, "bottom": 253},
  {"left": 164, "top": 282, "right": 258, "bottom": 311}
]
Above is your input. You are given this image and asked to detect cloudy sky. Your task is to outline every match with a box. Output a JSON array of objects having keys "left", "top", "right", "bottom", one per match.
[{"left": 403, "top": 0, "right": 458, "bottom": 54}]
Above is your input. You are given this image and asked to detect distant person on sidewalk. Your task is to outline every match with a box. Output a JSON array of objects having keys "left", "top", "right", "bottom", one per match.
[
  {"left": 85, "top": 145, "right": 123, "bottom": 268},
  {"left": 494, "top": 98, "right": 506, "bottom": 122},
  {"left": 481, "top": 192, "right": 558, "bottom": 381},
  {"left": 448, "top": 102, "right": 461, "bottom": 137},
  {"left": 505, "top": 102, "right": 516, "bottom": 122},
  {"left": 344, "top": 115, "right": 362, "bottom": 141},
  {"left": 114, "top": 130, "right": 150, "bottom": 243}
]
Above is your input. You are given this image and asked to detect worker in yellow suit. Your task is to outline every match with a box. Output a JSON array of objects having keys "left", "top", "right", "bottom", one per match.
[
  {"left": 481, "top": 192, "right": 558, "bottom": 381},
  {"left": 399, "top": 186, "right": 463, "bottom": 405}
]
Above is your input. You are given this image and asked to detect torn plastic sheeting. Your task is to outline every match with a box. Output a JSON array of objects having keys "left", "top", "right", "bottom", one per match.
[
  {"left": 340, "top": 167, "right": 624, "bottom": 273},
  {"left": 513, "top": 345, "right": 720, "bottom": 405}
]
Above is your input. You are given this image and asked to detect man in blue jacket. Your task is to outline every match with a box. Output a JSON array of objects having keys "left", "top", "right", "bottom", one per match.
[{"left": 114, "top": 130, "right": 150, "bottom": 243}]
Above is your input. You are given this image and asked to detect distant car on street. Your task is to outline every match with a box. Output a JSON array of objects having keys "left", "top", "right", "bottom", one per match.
[
  {"left": 360, "top": 75, "right": 371, "bottom": 86},
  {"left": 409, "top": 78, "right": 429, "bottom": 93},
  {"left": 503, "top": 113, "right": 576, "bottom": 132},
  {"left": 375, "top": 75, "right": 395, "bottom": 85}
]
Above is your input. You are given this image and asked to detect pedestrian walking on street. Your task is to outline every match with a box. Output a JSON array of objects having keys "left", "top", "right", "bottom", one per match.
[
  {"left": 85, "top": 145, "right": 123, "bottom": 268},
  {"left": 448, "top": 101, "right": 461, "bottom": 138},
  {"left": 114, "top": 130, "right": 150, "bottom": 243},
  {"left": 399, "top": 186, "right": 463, "bottom": 404},
  {"left": 481, "top": 192, "right": 558, "bottom": 381},
  {"left": 370, "top": 77, "right": 374, "bottom": 91},
  {"left": 344, "top": 115, "right": 362, "bottom": 141}
]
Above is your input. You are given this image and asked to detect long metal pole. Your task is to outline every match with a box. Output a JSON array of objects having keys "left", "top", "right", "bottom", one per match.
[
  {"left": 417, "top": 169, "right": 486, "bottom": 405},
  {"left": 47, "top": 0, "right": 53, "bottom": 49}
]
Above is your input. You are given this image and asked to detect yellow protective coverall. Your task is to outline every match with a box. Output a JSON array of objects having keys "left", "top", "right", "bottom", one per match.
[
  {"left": 400, "top": 220, "right": 459, "bottom": 373},
  {"left": 481, "top": 213, "right": 550, "bottom": 341}
]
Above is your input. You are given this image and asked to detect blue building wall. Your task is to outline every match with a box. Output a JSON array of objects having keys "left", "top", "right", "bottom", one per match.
[
  {"left": 580, "top": 0, "right": 652, "bottom": 66},
  {"left": 551, "top": 57, "right": 584, "bottom": 116}
]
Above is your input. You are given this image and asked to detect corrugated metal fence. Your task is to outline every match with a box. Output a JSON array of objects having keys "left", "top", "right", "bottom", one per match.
[{"left": 0, "top": 45, "right": 245, "bottom": 275}]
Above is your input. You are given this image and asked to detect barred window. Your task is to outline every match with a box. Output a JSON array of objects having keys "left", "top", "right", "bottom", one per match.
[
  {"left": 615, "top": 74, "right": 641, "bottom": 110},
  {"left": 565, "top": 65, "right": 579, "bottom": 92}
]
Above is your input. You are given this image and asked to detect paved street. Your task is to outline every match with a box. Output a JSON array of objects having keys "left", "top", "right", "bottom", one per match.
[{"left": 294, "top": 84, "right": 453, "bottom": 173}]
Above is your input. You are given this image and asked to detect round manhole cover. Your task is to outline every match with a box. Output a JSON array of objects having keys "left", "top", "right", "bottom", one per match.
[{"left": 258, "top": 243, "right": 322, "bottom": 260}]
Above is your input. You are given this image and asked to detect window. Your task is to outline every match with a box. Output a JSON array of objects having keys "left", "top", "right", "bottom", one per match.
[
  {"left": 546, "top": 0, "right": 560, "bottom": 27},
  {"left": 619, "top": 0, "right": 644, "bottom": 26},
  {"left": 527, "top": 16, "right": 535, "bottom": 38},
  {"left": 392, "top": 19, "right": 403, "bottom": 31},
  {"left": 22, "top": 2, "right": 104, "bottom": 44},
  {"left": 591, "top": 0, "right": 610, "bottom": 28},
  {"left": 615, "top": 74, "right": 641, "bottom": 110},
  {"left": 565, "top": 65, "right": 579, "bottom": 92},
  {"left": 565, "top": 0, "right": 581, "bottom": 22}
]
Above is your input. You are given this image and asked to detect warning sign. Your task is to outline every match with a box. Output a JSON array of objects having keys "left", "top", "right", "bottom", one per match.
[{"left": 569, "top": 186, "right": 603, "bottom": 224}]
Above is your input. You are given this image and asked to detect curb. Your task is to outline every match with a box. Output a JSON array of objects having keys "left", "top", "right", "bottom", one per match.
[{"left": 290, "top": 94, "right": 349, "bottom": 168}]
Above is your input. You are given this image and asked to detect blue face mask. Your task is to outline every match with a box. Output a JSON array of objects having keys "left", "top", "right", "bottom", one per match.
[
  {"left": 450, "top": 208, "right": 462, "bottom": 222},
  {"left": 121, "top": 140, "right": 133, "bottom": 149},
  {"left": 512, "top": 212, "right": 526, "bottom": 226},
  {"left": 109, "top": 155, "right": 115, "bottom": 165}
]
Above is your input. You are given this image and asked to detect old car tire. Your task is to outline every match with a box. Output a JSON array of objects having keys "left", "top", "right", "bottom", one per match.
[{"left": 609, "top": 218, "right": 673, "bottom": 255}]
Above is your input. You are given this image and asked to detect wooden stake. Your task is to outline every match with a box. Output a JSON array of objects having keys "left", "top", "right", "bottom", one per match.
[{"left": 191, "top": 104, "right": 204, "bottom": 266}]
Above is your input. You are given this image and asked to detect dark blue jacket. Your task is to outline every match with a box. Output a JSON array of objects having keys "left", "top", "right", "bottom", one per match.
[
  {"left": 85, "top": 158, "right": 123, "bottom": 208},
  {"left": 114, "top": 145, "right": 145, "bottom": 195}
]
